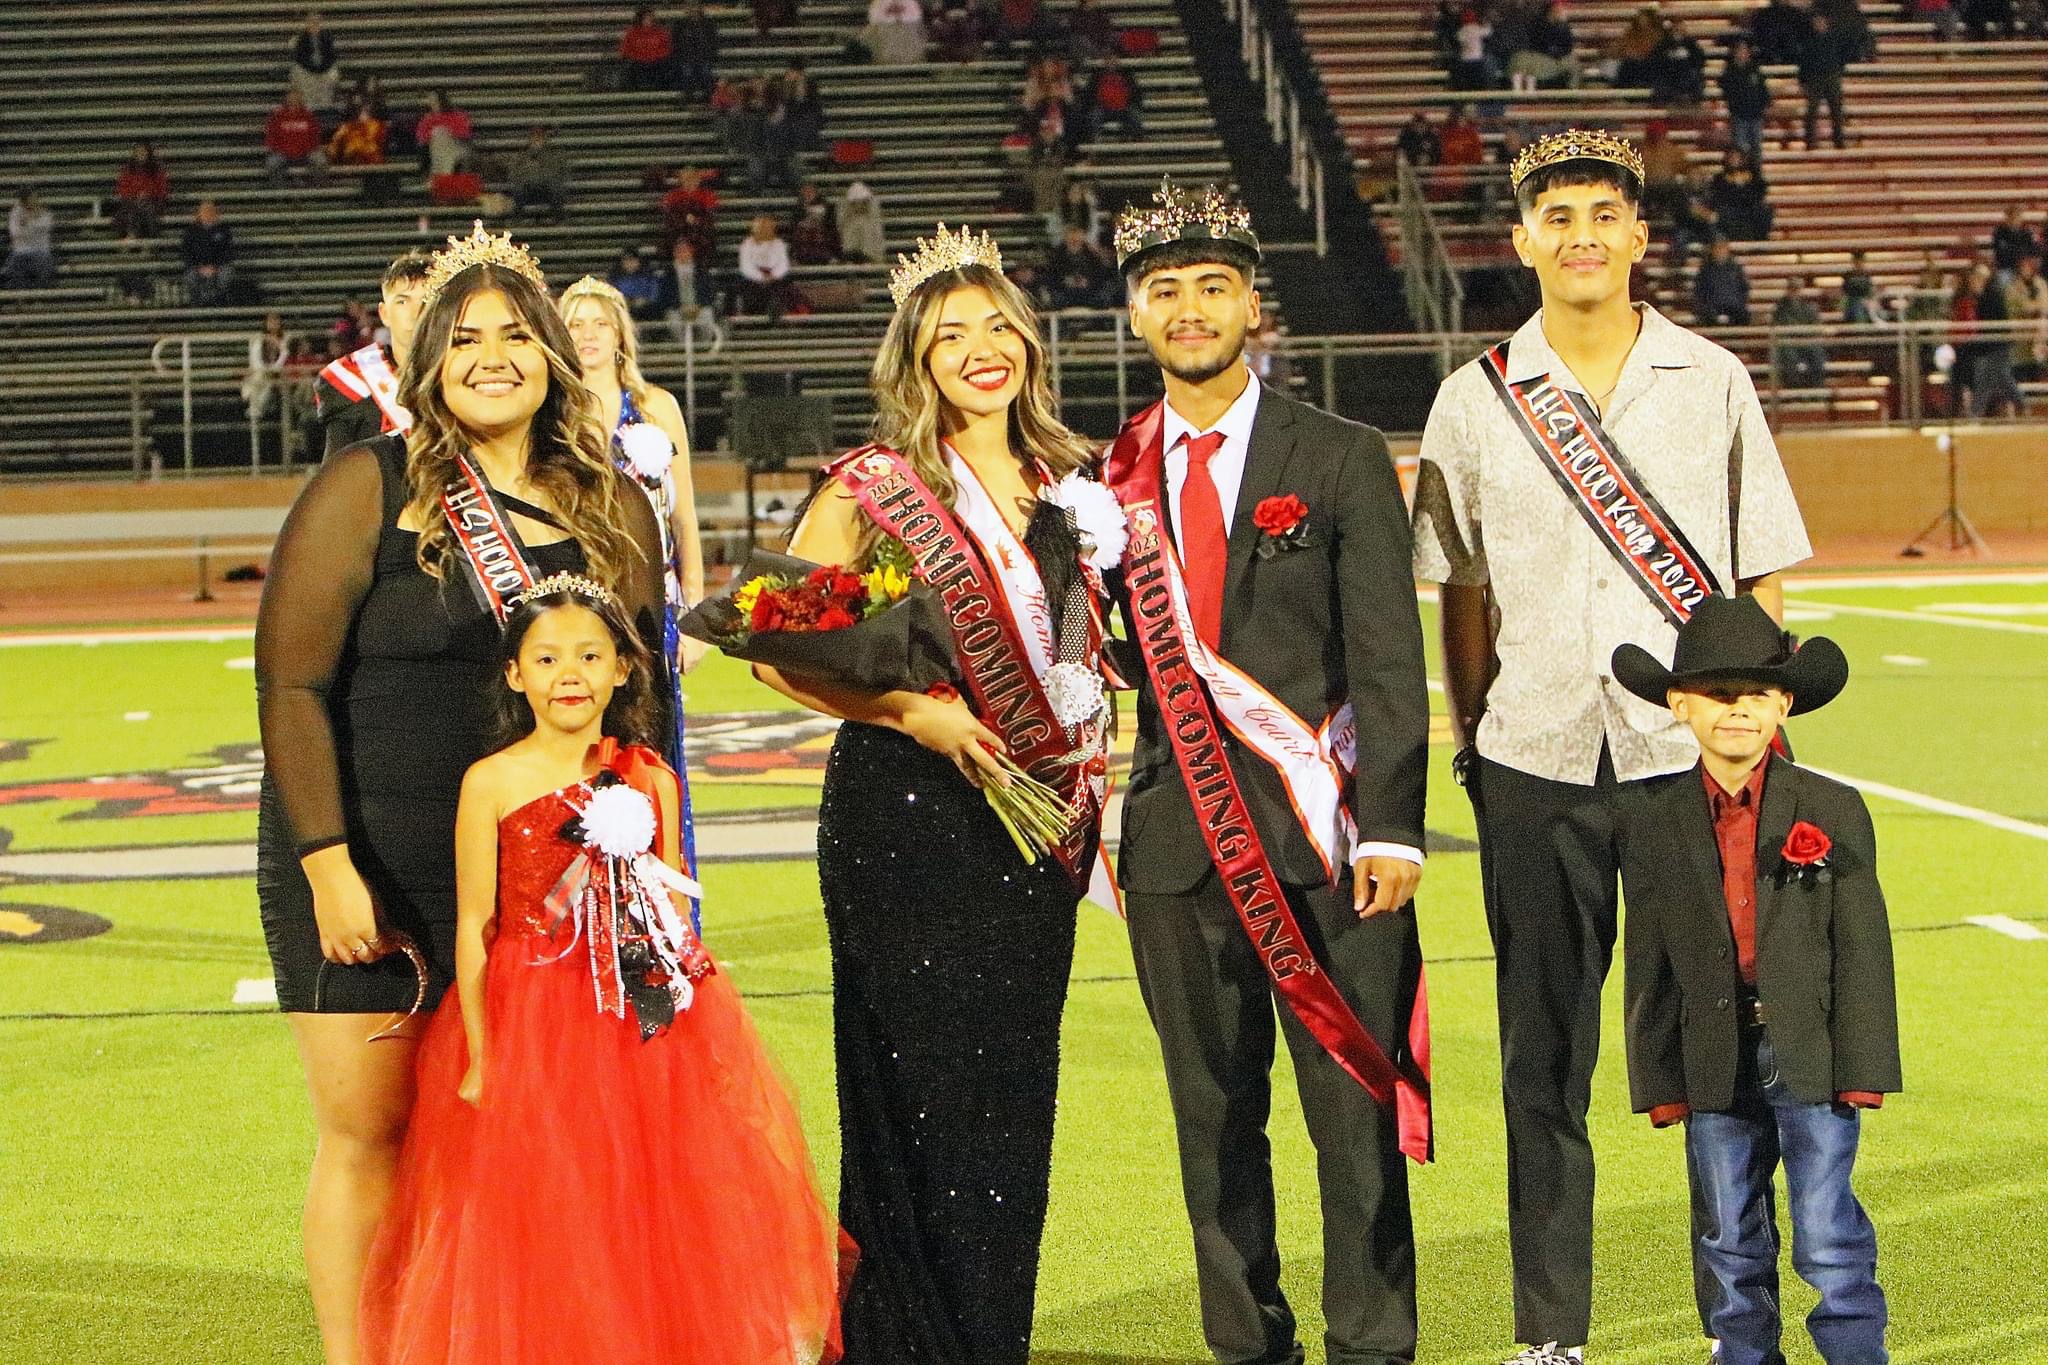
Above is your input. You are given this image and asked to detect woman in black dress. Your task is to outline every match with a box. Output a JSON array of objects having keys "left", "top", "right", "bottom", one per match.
[
  {"left": 255, "top": 229, "right": 667, "bottom": 1365},
  {"left": 756, "top": 232, "right": 1118, "bottom": 1362}
]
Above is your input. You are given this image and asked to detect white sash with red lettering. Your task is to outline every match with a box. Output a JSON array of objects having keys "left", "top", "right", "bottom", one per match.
[{"left": 319, "top": 342, "right": 414, "bottom": 435}]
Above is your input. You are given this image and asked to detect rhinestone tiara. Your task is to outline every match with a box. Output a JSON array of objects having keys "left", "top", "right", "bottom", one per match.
[
  {"left": 888, "top": 223, "right": 1004, "bottom": 309},
  {"left": 1112, "top": 178, "right": 1259, "bottom": 270},
  {"left": 507, "top": 571, "right": 616, "bottom": 612},
  {"left": 560, "top": 274, "right": 627, "bottom": 307},
  {"left": 1509, "top": 128, "right": 1646, "bottom": 191},
  {"left": 422, "top": 220, "right": 548, "bottom": 303}
]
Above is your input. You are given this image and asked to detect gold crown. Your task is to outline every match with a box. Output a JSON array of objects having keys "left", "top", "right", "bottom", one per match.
[
  {"left": 560, "top": 274, "right": 627, "bottom": 307},
  {"left": 1112, "top": 178, "right": 1259, "bottom": 270},
  {"left": 888, "top": 224, "right": 1004, "bottom": 308},
  {"left": 422, "top": 220, "right": 548, "bottom": 303},
  {"left": 507, "top": 571, "right": 616, "bottom": 612},
  {"left": 1509, "top": 128, "right": 1646, "bottom": 191}
]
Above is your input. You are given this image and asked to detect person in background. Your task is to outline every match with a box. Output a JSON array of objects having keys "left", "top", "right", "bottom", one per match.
[
  {"left": 1772, "top": 275, "right": 1828, "bottom": 387},
  {"left": 507, "top": 126, "right": 571, "bottom": 223},
  {"left": 112, "top": 143, "right": 171, "bottom": 242},
  {"left": 1840, "top": 250, "right": 1877, "bottom": 323},
  {"left": 1719, "top": 37, "right": 1771, "bottom": 169},
  {"left": 1510, "top": 1, "right": 1579, "bottom": 89},
  {"left": 735, "top": 213, "right": 797, "bottom": 318},
  {"left": 2002, "top": 253, "right": 2048, "bottom": 381},
  {"left": 778, "top": 59, "right": 825, "bottom": 154},
  {"left": 607, "top": 248, "right": 665, "bottom": 322},
  {"left": 1046, "top": 220, "right": 1112, "bottom": 308},
  {"left": 1396, "top": 110, "right": 1442, "bottom": 167},
  {"left": 1068, "top": 0, "right": 1114, "bottom": 59},
  {"left": 1648, "top": 17, "right": 1708, "bottom": 104},
  {"left": 1989, "top": 205, "right": 2039, "bottom": 279},
  {"left": 659, "top": 238, "right": 716, "bottom": 340},
  {"left": 659, "top": 165, "right": 719, "bottom": 260},
  {"left": 865, "top": 0, "right": 928, "bottom": 64},
  {"left": 1799, "top": 12, "right": 1850, "bottom": 150},
  {"left": 413, "top": 90, "right": 473, "bottom": 178},
  {"left": 1081, "top": 51, "right": 1144, "bottom": 139},
  {"left": 1694, "top": 236, "right": 1753, "bottom": 326},
  {"left": 621, "top": 7, "right": 677, "bottom": 90},
  {"left": 327, "top": 99, "right": 389, "bottom": 166},
  {"left": 288, "top": 10, "right": 342, "bottom": 110},
  {"left": 1706, "top": 149, "right": 1774, "bottom": 242},
  {"left": 1747, "top": 0, "right": 1813, "bottom": 64},
  {"left": 181, "top": 198, "right": 237, "bottom": 306},
  {"left": 790, "top": 181, "right": 842, "bottom": 264},
  {"left": 839, "top": 180, "right": 886, "bottom": 262},
  {"left": 2, "top": 189, "right": 56, "bottom": 290},
  {"left": 266, "top": 88, "right": 329, "bottom": 183},
  {"left": 673, "top": 0, "right": 721, "bottom": 100}
]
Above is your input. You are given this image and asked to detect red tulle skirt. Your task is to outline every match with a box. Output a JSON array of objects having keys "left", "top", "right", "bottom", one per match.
[{"left": 360, "top": 927, "right": 846, "bottom": 1365}]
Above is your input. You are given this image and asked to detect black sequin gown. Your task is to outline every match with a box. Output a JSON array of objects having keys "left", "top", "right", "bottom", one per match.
[{"left": 818, "top": 720, "right": 1080, "bottom": 1364}]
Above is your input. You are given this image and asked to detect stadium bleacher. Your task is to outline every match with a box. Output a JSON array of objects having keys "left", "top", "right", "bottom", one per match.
[
  {"left": 0, "top": 0, "right": 1254, "bottom": 473},
  {"left": 1294, "top": 0, "right": 2048, "bottom": 421}
]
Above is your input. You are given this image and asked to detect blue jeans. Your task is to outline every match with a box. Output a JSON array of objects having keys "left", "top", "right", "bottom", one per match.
[{"left": 1686, "top": 1032, "right": 1888, "bottom": 1365}]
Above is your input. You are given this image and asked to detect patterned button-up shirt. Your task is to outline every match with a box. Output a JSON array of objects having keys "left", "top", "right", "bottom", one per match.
[{"left": 1411, "top": 304, "right": 1812, "bottom": 784}]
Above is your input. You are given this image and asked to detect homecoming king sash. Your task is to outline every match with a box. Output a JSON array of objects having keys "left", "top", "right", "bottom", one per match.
[
  {"left": 441, "top": 454, "right": 541, "bottom": 622},
  {"left": 319, "top": 342, "right": 414, "bottom": 435},
  {"left": 1480, "top": 342, "right": 1721, "bottom": 628},
  {"left": 1106, "top": 402, "right": 1431, "bottom": 1161},
  {"left": 831, "top": 446, "right": 1108, "bottom": 893}
]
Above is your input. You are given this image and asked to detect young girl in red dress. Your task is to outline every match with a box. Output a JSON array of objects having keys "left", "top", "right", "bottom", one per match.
[{"left": 360, "top": 573, "right": 845, "bottom": 1365}]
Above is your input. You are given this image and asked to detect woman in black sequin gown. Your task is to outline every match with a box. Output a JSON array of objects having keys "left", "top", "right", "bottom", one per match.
[
  {"left": 757, "top": 247, "right": 1110, "bottom": 1362},
  {"left": 255, "top": 253, "right": 668, "bottom": 1364}
]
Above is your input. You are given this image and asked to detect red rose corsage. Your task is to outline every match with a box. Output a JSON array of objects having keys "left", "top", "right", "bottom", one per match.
[
  {"left": 1251, "top": 494, "right": 1313, "bottom": 558},
  {"left": 1779, "top": 820, "right": 1834, "bottom": 883},
  {"left": 925, "top": 681, "right": 961, "bottom": 702}
]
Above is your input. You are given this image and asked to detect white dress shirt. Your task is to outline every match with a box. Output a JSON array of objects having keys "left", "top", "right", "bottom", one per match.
[
  {"left": 1160, "top": 366, "right": 1422, "bottom": 870},
  {"left": 738, "top": 235, "right": 790, "bottom": 283}
]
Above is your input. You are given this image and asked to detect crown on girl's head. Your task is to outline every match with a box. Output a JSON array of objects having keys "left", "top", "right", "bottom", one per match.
[
  {"left": 1509, "top": 128, "right": 1646, "bottom": 190},
  {"left": 889, "top": 224, "right": 1004, "bottom": 308},
  {"left": 560, "top": 274, "right": 628, "bottom": 306},
  {"left": 507, "top": 572, "right": 616, "bottom": 612},
  {"left": 422, "top": 220, "right": 548, "bottom": 303}
]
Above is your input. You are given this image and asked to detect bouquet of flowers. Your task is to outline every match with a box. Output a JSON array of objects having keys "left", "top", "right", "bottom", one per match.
[
  {"left": 683, "top": 544, "right": 1079, "bottom": 866},
  {"left": 679, "top": 546, "right": 955, "bottom": 694}
]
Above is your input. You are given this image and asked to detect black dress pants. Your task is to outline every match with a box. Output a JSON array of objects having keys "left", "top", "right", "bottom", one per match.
[
  {"left": 1127, "top": 869, "right": 1422, "bottom": 1365},
  {"left": 1474, "top": 753, "right": 1625, "bottom": 1349}
]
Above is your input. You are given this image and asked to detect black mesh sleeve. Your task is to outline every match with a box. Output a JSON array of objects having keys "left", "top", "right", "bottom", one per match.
[{"left": 254, "top": 443, "right": 384, "bottom": 853}]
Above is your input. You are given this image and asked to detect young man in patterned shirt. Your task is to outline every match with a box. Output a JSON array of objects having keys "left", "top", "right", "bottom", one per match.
[{"left": 1409, "top": 129, "right": 1813, "bottom": 1364}]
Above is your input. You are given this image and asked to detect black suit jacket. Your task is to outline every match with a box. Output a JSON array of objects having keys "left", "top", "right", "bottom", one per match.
[
  {"left": 1112, "top": 385, "right": 1430, "bottom": 894},
  {"left": 1621, "top": 758, "right": 1903, "bottom": 1112}
]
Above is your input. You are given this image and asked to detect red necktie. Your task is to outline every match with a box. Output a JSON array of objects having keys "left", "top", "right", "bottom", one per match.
[{"left": 1178, "top": 430, "right": 1229, "bottom": 649}]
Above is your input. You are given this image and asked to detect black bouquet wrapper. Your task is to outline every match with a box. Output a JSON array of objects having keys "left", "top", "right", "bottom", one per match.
[{"left": 680, "top": 548, "right": 957, "bottom": 694}]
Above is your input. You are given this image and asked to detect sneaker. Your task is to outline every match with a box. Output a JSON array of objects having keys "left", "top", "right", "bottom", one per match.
[{"left": 1502, "top": 1347, "right": 1582, "bottom": 1365}]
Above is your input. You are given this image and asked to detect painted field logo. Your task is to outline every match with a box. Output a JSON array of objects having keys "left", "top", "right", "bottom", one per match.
[
  {"left": 0, "top": 903, "right": 112, "bottom": 944},
  {"left": 0, "top": 744, "right": 263, "bottom": 821}
]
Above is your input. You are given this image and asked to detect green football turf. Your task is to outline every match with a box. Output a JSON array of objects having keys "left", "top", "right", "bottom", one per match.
[{"left": 2, "top": 574, "right": 2045, "bottom": 1363}]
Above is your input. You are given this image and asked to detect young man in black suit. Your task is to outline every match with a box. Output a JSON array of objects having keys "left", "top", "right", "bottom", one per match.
[
  {"left": 315, "top": 250, "right": 428, "bottom": 455},
  {"left": 1103, "top": 182, "right": 1433, "bottom": 1365},
  {"left": 1612, "top": 595, "right": 1900, "bottom": 1365}
]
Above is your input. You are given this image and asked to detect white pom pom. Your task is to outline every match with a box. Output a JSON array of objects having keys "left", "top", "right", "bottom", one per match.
[
  {"left": 580, "top": 784, "right": 657, "bottom": 859},
  {"left": 1047, "top": 472, "right": 1128, "bottom": 572},
  {"left": 617, "top": 422, "right": 674, "bottom": 481}
]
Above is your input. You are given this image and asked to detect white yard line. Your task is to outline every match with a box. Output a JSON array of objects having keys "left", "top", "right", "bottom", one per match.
[
  {"left": 1787, "top": 599, "right": 2048, "bottom": 635},
  {"left": 0, "top": 626, "right": 254, "bottom": 648},
  {"left": 1787, "top": 571, "right": 2048, "bottom": 590},
  {"left": 1806, "top": 766, "right": 2048, "bottom": 843},
  {"left": 1965, "top": 915, "right": 2048, "bottom": 942}
]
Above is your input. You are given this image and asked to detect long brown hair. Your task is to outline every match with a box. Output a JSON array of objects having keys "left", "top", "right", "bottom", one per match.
[
  {"left": 398, "top": 264, "right": 637, "bottom": 587},
  {"left": 852, "top": 262, "right": 1093, "bottom": 557}
]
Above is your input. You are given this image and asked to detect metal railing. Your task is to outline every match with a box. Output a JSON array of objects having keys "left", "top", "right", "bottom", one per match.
[
  {"left": 1220, "top": 0, "right": 1329, "bottom": 255},
  {"left": 112, "top": 312, "right": 2048, "bottom": 475},
  {"left": 1392, "top": 155, "right": 1467, "bottom": 343},
  {"left": 144, "top": 331, "right": 303, "bottom": 475}
]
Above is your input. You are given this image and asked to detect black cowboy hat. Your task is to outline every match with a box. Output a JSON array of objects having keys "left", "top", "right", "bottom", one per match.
[{"left": 1611, "top": 594, "right": 1847, "bottom": 715}]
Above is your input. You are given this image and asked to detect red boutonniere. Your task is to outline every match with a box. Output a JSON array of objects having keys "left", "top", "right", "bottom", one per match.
[
  {"left": 1780, "top": 820, "right": 1834, "bottom": 883},
  {"left": 1251, "top": 494, "right": 1313, "bottom": 557}
]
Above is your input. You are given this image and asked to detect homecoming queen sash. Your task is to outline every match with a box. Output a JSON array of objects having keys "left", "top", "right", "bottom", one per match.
[
  {"left": 830, "top": 446, "right": 1107, "bottom": 894},
  {"left": 441, "top": 453, "right": 542, "bottom": 622},
  {"left": 1106, "top": 403, "right": 1431, "bottom": 1161},
  {"left": 1480, "top": 342, "right": 1721, "bottom": 628}
]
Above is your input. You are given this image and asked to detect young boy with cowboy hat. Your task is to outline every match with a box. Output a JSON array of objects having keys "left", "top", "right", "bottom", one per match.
[{"left": 1611, "top": 595, "right": 1901, "bottom": 1365}]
